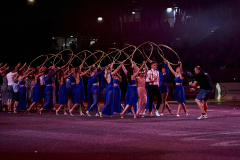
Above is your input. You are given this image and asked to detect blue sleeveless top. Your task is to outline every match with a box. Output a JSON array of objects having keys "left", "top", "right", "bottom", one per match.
[
  {"left": 174, "top": 76, "right": 183, "bottom": 83},
  {"left": 70, "top": 75, "right": 76, "bottom": 83},
  {"left": 108, "top": 74, "right": 114, "bottom": 86},
  {"left": 61, "top": 77, "right": 66, "bottom": 87},
  {"left": 113, "top": 78, "right": 120, "bottom": 85},
  {"left": 19, "top": 81, "right": 25, "bottom": 85},
  {"left": 37, "top": 79, "right": 40, "bottom": 85},
  {"left": 77, "top": 75, "right": 84, "bottom": 87},
  {"left": 131, "top": 80, "right": 136, "bottom": 85}
]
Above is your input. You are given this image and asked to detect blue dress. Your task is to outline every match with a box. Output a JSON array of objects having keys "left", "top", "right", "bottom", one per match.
[
  {"left": 58, "top": 77, "right": 68, "bottom": 105},
  {"left": 66, "top": 78, "right": 72, "bottom": 98},
  {"left": 32, "top": 79, "right": 42, "bottom": 103},
  {"left": 101, "top": 75, "right": 108, "bottom": 103},
  {"left": 75, "top": 75, "right": 85, "bottom": 103},
  {"left": 87, "top": 76, "right": 93, "bottom": 110},
  {"left": 101, "top": 74, "right": 114, "bottom": 115},
  {"left": 70, "top": 75, "right": 77, "bottom": 104},
  {"left": 16, "top": 81, "right": 27, "bottom": 110},
  {"left": 42, "top": 69, "right": 60, "bottom": 110},
  {"left": 159, "top": 63, "right": 170, "bottom": 94},
  {"left": 174, "top": 76, "right": 186, "bottom": 103},
  {"left": 113, "top": 78, "right": 121, "bottom": 113},
  {"left": 125, "top": 80, "right": 138, "bottom": 113}
]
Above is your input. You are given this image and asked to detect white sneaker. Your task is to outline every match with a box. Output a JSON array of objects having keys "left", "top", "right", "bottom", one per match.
[
  {"left": 176, "top": 114, "right": 180, "bottom": 117},
  {"left": 155, "top": 111, "right": 160, "bottom": 117},
  {"left": 160, "top": 113, "right": 163, "bottom": 116},
  {"left": 198, "top": 114, "right": 208, "bottom": 120}
]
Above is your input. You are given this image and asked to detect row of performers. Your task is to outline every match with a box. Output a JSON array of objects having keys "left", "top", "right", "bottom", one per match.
[{"left": 0, "top": 59, "right": 187, "bottom": 118}]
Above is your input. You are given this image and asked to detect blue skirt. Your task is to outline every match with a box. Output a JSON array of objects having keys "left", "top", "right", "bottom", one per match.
[
  {"left": 16, "top": 87, "right": 27, "bottom": 110},
  {"left": 58, "top": 85, "right": 68, "bottom": 105},
  {"left": 87, "top": 86, "right": 93, "bottom": 110},
  {"left": 101, "top": 85, "right": 114, "bottom": 115},
  {"left": 174, "top": 85, "right": 186, "bottom": 103},
  {"left": 66, "top": 85, "right": 73, "bottom": 98},
  {"left": 159, "top": 83, "right": 168, "bottom": 94},
  {"left": 42, "top": 86, "right": 54, "bottom": 110},
  {"left": 101, "top": 86, "right": 107, "bottom": 103},
  {"left": 75, "top": 85, "right": 85, "bottom": 103},
  {"left": 125, "top": 86, "right": 138, "bottom": 113},
  {"left": 32, "top": 84, "right": 42, "bottom": 103},
  {"left": 113, "top": 86, "right": 121, "bottom": 113}
]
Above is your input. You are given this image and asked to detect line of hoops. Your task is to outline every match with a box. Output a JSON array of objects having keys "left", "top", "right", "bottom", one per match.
[{"left": 29, "top": 41, "right": 180, "bottom": 69}]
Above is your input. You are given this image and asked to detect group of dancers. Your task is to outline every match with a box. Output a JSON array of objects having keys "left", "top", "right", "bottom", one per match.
[{"left": 0, "top": 58, "right": 189, "bottom": 119}]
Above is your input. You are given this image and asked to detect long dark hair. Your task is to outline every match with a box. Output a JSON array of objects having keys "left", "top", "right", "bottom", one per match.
[
  {"left": 57, "top": 70, "right": 63, "bottom": 81},
  {"left": 90, "top": 66, "right": 96, "bottom": 73},
  {"left": 127, "top": 67, "right": 133, "bottom": 85},
  {"left": 44, "top": 68, "right": 49, "bottom": 75}
]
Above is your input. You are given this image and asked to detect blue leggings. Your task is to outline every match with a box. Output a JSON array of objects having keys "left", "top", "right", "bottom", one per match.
[{"left": 88, "top": 86, "right": 99, "bottom": 113}]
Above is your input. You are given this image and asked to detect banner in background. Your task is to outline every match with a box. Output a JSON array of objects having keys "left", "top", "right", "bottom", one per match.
[{"left": 215, "top": 83, "right": 240, "bottom": 100}]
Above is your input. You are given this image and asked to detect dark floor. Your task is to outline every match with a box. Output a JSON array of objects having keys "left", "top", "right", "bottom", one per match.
[{"left": 0, "top": 101, "right": 240, "bottom": 160}]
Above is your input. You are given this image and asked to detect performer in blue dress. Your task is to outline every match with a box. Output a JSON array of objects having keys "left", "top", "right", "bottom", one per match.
[
  {"left": 120, "top": 61, "right": 147, "bottom": 118},
  {"left": 69, "top": 70, "right": 77, "bottom": 104},
  {"left": 159, "top": 59, "right": 173, "bottom": 116},
  {"left": 113, "top": 72, "right": 122, "bottom": 113},
  {"left": 69, "top": 63, "right": 90, "bottom": 116},
  {"left": 99, "top": 61, "right": 125, "bottom": 118},
  {"left": 15, "top": 68, "right": 34, "bottom": 112},
  {"left": 39, "top": 66, "right": 64, "bottom": 114},
  {"left": 27, "top": 68, "right": 44, "bottom": 113},
  {"left": 100, "top": 74, "right": 108, "bottom": 103},
  {"left": 56, "top": 69, "right": 73, "bottom": 115},
  {"left": 87, "top": 74, "right": 93, "bottom": 110},
  {"left": 168, "top": 61, "right": 188, "bottom": 117},
  {"left": 86, "top": 65, "right": 105, "bottom": 116}
]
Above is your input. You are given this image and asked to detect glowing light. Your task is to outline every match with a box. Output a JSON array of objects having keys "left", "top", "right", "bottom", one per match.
[
  {"left": 167, "top": 8, "right": 172, "bottom": 13},
  {"left": 98, "top": 17, "right": 103, "bottom": 21},
  {"left": 132, "top": 12, "right": 135, "bottom": 14},
  {"left": 70, "top": 36, "right": 73, "bottom": 38},
  {"left": 28, "top": 0, "right": 35, "bottom": 3},
  {"left": 175, "top": 7, "right": 178, "bottom": 9}
]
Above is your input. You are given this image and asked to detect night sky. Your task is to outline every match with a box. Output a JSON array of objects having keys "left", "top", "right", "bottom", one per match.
[{"left": 2, "top": 0, "right": 236, "bottom": 66}]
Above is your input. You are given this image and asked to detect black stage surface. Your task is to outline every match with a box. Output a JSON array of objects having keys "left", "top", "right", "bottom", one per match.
[{"left": 1, "top": 100, "right": 240, "bottom": 160}]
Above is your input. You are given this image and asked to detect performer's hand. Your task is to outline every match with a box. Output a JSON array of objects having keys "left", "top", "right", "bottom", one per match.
[
  {"left": 143, "top": 61, "right": 147, "bottom": 64},
  {"left": 178, "top": 61, "right": 181, "bottom": 65},
  {"left": 60, "top": 66, "right": 65, "bottom": 70},
  {"left": 164, "top": 59, "right": 168, "bottom": 64}
]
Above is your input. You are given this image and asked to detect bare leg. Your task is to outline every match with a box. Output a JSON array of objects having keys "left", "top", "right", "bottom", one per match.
[
  {"left": 79, "top": 104, "right": 83, "bottom": 116},
  {"left": 182, "top": 103, "right": 188, "bottom": 115},
  {"left": 195, "top": 99, "right": 206, "bottom": 113},
  {"left": 56, "top": 104, "right": 64, "bottom": 115},
  {"left": 28, "top": 102, "right": 36, "bottom": 112},
  {"left": 166, "top": 102, "right": 173, "bottom": 114},
  {"left": 160, "top": 93, "right": 166, "bottom": 114},
  {"left": 68, "top": 99, "right": 72, "bottom": 110},
  {"left": 177, "top": 103, "right": 182, "bottom": 116},
  {"left": 120, "top": 105, "right": 130, "bottom": 118},
  {"left": 131, "top": 106, "right": 137, "bottom": 118},
  {"left": 13, "top": 101, "right": 18, "bottom": 113},
  {"left": 69, "top": 103, "right": 79, "bottom": 116},
  {"left": 7, "top": 99, "right": 12, "bottom": 111},
  {"left": 203, "top": 101, "right": 208, "bottom": 113}
]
